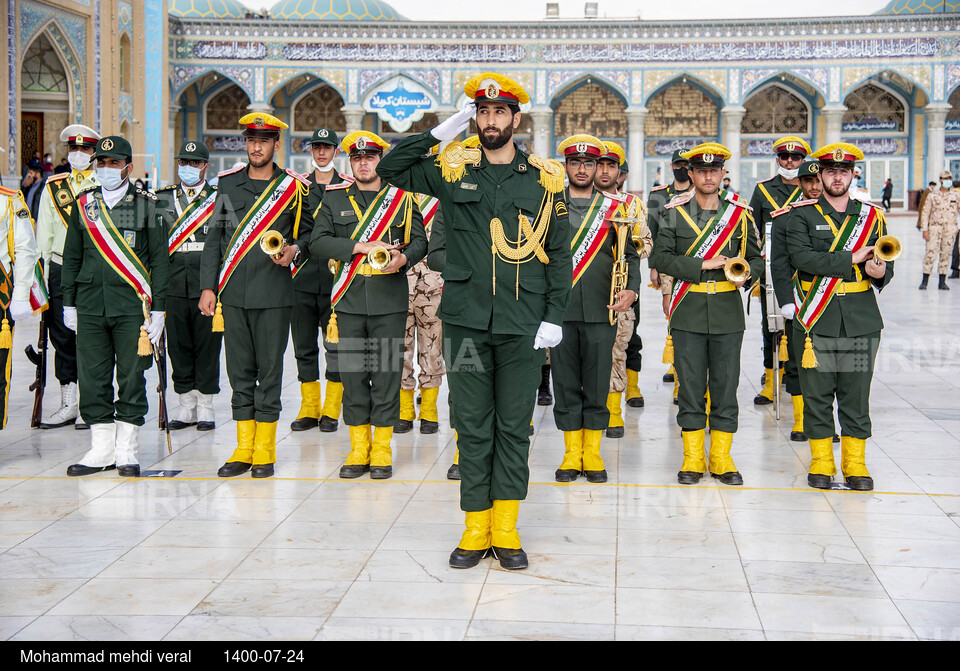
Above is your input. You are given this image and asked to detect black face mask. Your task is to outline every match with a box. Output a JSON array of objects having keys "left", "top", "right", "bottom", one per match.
[{"left": 673, "top": 166, "right": 690, "bottom": 183}]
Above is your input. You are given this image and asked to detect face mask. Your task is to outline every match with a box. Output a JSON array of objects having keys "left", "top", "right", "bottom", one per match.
[
  {"left": 178, "top": 164, "right": 203, "bottom": 186},
  {"left": 778, "top": 166, "right": 799, "bottom": 180},
  {"left": 672, "top": 166, "right": 689, "bottom": 182},
  {"left": 68, "top": 151, "right": 92, "bottom": 172},
  {"left": 943, "top": 180, "right": 954, "bottom": 190},
  {"left": 312, "top": 159, "right": 335, "bottom": 173},
  {"left": 96, "top": 166, "right": 127, "bottom": 191}
]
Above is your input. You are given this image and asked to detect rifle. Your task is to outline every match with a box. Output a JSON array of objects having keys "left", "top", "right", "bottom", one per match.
[
  {"left": 25, "top": 311, "right": 48, "bottom": 428},
  {"left": 143, "top": 302, "right": 171, "bottom": 453}
]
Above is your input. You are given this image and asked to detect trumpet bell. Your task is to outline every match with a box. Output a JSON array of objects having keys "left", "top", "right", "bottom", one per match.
[
  {"left": 259, "top": 230, "right": 285, "bottom": 259},
  {"left": 367, "top": 246, "right": 391, "bottom": 271},
  {"left": 874, "top": 235, "right": 901, "bottom": 262},
  {"left": 723, "top": 257, "right": 751, "bottom": 284}
]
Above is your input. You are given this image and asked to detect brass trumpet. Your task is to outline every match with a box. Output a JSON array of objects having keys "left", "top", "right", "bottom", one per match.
[
  {"left": 723, "top": 257, "right": 751, "bottom": 284},
  {"left": 874, "top": 235, "right": 901, "bottom": 262},
  {"left": 608, "top": 216, "right": 646, "bottom": 255},
  {"left": 608, "top": 219, "right": 632, "bottom": 326},
  {"left": 259, "top": 230, "right": 286, "bottom": 259},
  {"left": 367, "top": 245, "right": 392, "bottom": 271}
]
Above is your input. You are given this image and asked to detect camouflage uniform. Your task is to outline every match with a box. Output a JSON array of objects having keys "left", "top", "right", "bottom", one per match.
[
  {"left": 920, "top": 189, "right": 960, "bottom": 275},
  {"left": 401, "top": 257, "right": 446, "bottom": 390}
]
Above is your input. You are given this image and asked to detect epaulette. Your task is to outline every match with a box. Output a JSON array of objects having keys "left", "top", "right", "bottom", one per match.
[
  {"left": 725, "top": 191, "right": 753, "bottom": 211},
  {"left": 46, "top": 173, "right": 70, "bottom": 184},
  {"left": 338, "top": 173, "right": 355, "bottom": 183},
  {"left": 771, "top": 206, "right": 791, "bottom": 219},
  {"left": 864, "top": 201, "right": 884, "bottom": 211},
  {"left": 78, "top": 185, "right": 98, "bottom": 196},
  {"left": 650, "top": 184, "right": 670, "bottom": 192},
  {"left": 0, "top": 185, "right": 16, "bottom": 197},
  {"left": 324, "top": 182, "right": 351, "bottom": 191},
  {"left": 135, "top": 188, "right": 157, "bottom": 201},
  {"left": 757, "top": 175, "right": 777, "bottom": 184},
  {"left": 285, "top": 168, "right": 310, "bottom": 185},
  {"left": 527, "top": 154, "right": 564, "bottom": 194},
  {"left": 664, "top": 193, "right": 693, "bottom": 209},
  {"left": 603, "top": 191, "right": 627, "bottom": 203},
  {"left": 789, "top": 198, "right": 818, "bottom": 208},
  {"left": 437, "top": 141, "right": 482, "bottom": 184},
  {"left": 218, "top": 165, "right": 245, "bottom": 179},
  {"left": 156, "top": 184, "right": 178, "bottom": 192}
]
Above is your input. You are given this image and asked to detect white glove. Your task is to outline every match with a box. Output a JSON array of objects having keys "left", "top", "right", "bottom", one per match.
[
  {"left": 63, "top": 306, "right": 77, "bottom": 332},
  {"left": 533, "top": 322, "right": 563, "bottom": 350},
  {"left": 9, "top": 300, "right": 32, "bottom": 323},
  {"left": 780, "top": 303, "right": 797, "bottom": 321},
  {"left": 144, "top": 311, "right": 165, "bottom": 346},
  {"left": 430, "top": 104, "right": 475, "bottom": 143}
]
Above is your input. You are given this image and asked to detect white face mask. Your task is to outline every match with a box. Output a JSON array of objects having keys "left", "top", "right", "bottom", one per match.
[
  {"left": 97, "top": 166, "right": 127, "bottom": 191},
  {"left": 778, "top": 165, "right": 799, "bottom": 180},
  {"left": 312, "top": 159, "right": 335, "bottom": 173},
  {"left": 68, "top": 151, "right": 92, "bottom": 172},
  {"left": 178, "top": 164, "right": 203, "bottom": 186}
]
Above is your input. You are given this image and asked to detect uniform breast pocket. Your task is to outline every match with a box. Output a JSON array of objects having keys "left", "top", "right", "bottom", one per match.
[
  {"left": 514, "top": 196, "right": 542, "bottom": 220},
  {"left": 451, "top": 187, "right": 482, "bottom": 231},
  {"left": 333, "top": 216, "right": 358, "bottom": 237},
  {"left": 810, "top": 226, "right": 837, "bottom": 252}
]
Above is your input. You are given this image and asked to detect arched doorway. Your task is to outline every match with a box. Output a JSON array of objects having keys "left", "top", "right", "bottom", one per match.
[
  {"left": 20, "top": 32, "right": 71, "bottom": 170},
  {"left": 843, "top": 80, "right": 909, "bottom": 206},
  {"left": 290, "top": 81, "right": 347, "bottom": 175},
  {"left": 203, "top": 82, "right": 251, "bottom": 175},
  {"left": 552, "top": 80, "right": 627, "bottom": 160}
]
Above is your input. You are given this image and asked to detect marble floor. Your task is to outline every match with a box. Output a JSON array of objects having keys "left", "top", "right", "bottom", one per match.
[{"left": 2, "top": 213, "right": 959, "bottom": 641}]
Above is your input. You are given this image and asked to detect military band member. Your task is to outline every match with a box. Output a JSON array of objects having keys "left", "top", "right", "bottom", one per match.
[
  {"left": 652, "top": 143, "right": 763, "bottom": 486},
  {"left": 749, "top": 137, "right": 811, "bottom": 406},
  {"left": 918, "top": 170, "right": 960, "bottom": 291},
  {"left": 290, "top": 128, "right": 353, "bottom": 433},
  {"left": 35, "top": 124, "right": 101, "bottom": 429},
  {"left": 310, "top": 131, "right": 426, "bottom": 480},
  {"left": 62, "top": 136, "right": 170, "bottom": 476},
  {"left": 199, "top": 113, "right": 313, "bottom": 479},
  {"left": 785, "top": 143, "right": 894, "bottom": 491},
  {"left": 551, "top": 135, "right": 639, "bottom": 482},
  {"left": 155, "top": 140, "right": 222, "bottom": 431},
  {"left": 0, "top": 188, "right": 41, "bottom": 429},
  {"left": 377, "top": 73, "right": 571, "bottom": 570}
]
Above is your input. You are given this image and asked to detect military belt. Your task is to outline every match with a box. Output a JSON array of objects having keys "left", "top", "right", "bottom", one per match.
[
  {"left": 800, "top": 279, "right": 871, "bottom": 295},
  {"left": 686, "top": 280, "right": 737, "bottom": 294},
  {"left": 358, "top": 263, "right": 398, "bottom": 277}
]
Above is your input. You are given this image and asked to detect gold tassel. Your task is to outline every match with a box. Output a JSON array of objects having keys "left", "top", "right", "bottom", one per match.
[
  {"left": 536, "top": 159, "right": 565, "bottom": 194},
  {"left": 662, "top": 333, "right": 674, "bottom": 364},
  {"left": 138, "top": 327, "right": 152, "bottom": 357},
  {"left": 779, "top": 333, "right": 789, "bottom": 363},
  {"left": 0, "top": 318, "right": 12, "bottom": 349},
  {"left": 326, "top": 308, "right": 339, "bottom": 344},
  {"left": 211, "top": 300, "right": 224, "bottom": 332},
  {"left": 801, "top": 335, "right": 818, "bottom": 369}
]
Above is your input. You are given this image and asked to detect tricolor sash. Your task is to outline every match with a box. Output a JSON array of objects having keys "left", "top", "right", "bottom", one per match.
[
  {"left": 793, "top": 202, "right": 879, "bottom": 332},
  {"left": 77, "top": 191, "right": 152, "bottom": 306},
  {"left": 418, "top": 193, "right": 440, "bottom": 232},
  {"left": 330, "top": 185, "right": 409, "bottom": 308},
  {"left": 216, "top": 171, "right": 301, "bottom": 295},
  {"left": 571, "top": 193, "right": 621, "bottom": 287},
  {"left": 168, "top": 188, "right": 216, "bottom": 255},
  {"left": 667, "top": 194, "right": 747, "bottom": 318}
]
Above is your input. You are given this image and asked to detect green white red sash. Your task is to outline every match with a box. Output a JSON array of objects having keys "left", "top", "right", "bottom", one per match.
[
  {"left": 77, "top": 191, "right": 152, "bottom": 306},
  {"left": 168, "top": 188, "right": 216, "bottom": 255},
  {"left": 571, "top": 192, "right": 621, "bottom": 287},
  {"left": 418, "top": 193, "right": 440, "bottom": 231},
  {"left": 217, "top": 171, "right": 301, "bottom": 295},
  {"left": 793, "top": 201, "right": 879, "bottom": 332},
  {"left": 667, "top": 193, "right": 746, "bottom": 318},
  {"left": 330, "top": 185, "right": 408, "bottom": 308}
]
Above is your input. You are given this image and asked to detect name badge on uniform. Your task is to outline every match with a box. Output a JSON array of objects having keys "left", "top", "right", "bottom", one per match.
[
  {"left": 815, "top": 225, "right": 831, "bottom": 231},
  {"left": 460, "top": 182, "right": 478, "bottom": 190},
  {"left": 124, "top": 231, "right": 136, "bottom": 246},
  {"left": 340, "top": 210, "right": 355, "bottom": 217}
]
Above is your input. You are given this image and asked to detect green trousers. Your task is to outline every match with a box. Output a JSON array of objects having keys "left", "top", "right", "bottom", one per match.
[
  {"left": 222, "top": 305, "right": 291, "bottom": 423},
  {"left": 550, "top": 320, "right": 616, "bottom": 431},
  {"left": 166, "top": 295, "right": 223, "bottom": 395},
  {"left": 625, "top": 300, "right": 643, "bottom": 371},
  {"left": 76, "top": 313, "right": 151, "bottom": 426},
  {"left": 291, "top": 289, "right": 340, "bottom": 384},
  {"left": 782, "top": 318, "right": 801, "bottom": 397},
  {"left": 672, "top": 329, "right": 743, "bottom": 434},
  {"left": 337, "top": 311, "right": 406, "bottom": 428},
  {"left": 446, "top": 323, "right": 544, "bottom": 512},
  {"left": 793, "top": 321, "right": 879, "bottom": 440}
]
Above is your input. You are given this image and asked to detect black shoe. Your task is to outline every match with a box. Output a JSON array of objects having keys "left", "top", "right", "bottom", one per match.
[
  {"left": 40, "top": 418, "right": 76, "bottom": 430},
  {"left": 66, "top": 463, "right": 116, "bottom": 477},
  {"left": 677, "top": 470, "right": 702, "bottom": 485},
  {"left": 529, "top": 425, "right": 534, "bottom": 436},
  {"left": 555, "top": 468, "right": 580, "bottom": 482},
  {"left": 290, "top": 416, "right": 319, "bottom": 431},
  {"left": 920, "top": 274, "right": 929, "bottom": 290},
  {"left": 951, "top": 270, "right": 959, "bottom": 279},
  {"left": 491, "top": 546, "right": 528, "bottom": 570},
  {"left": 449, "top": 547, "right": 490, "bottom": 569},
  {"left": 537, "top": 364, "right": 552, "bottom": 406},
  {"left": 662, "top": 372, "right": 675, "bottom": 383},
  {"left": 118, "top": 464, "right": 141, "bottom": 477},
  {"left": 605, "top": 426, "right": 624, "bottom": 438},
  {"left": 807, "top": 473, "right": 832, "bottom": 489},
  {"left": 394, "top": 419, "right": 414, "bottom": 434},
  {"left": 420, "top": 420, "right": 439, "bottom": 434},
  {"left": 251, "top": 463, "right": 274, "bottom": 479},
  {"left": 584, "top": 469, "right": 607, "bottom": 483},
  {"left": 370, "top": 465, "right": 393, "bottom": 480},
  {"left": 446, "top": 463, "right": 461, "bottom": 480},
  {"left": 197, "top": 421, "right": 216, "bottom": 432},
  {"left": 626, "top": 396, "right": 645, "bottom": 408},
  {"left": 753, "top": 394, "right": 773, "bottom": 406},
  {"left": 318, "top": 416, "right": 339, "bottom": 432},
  {"left": 75, "top": 422, "right": 90, "bottom": 430},
  {"left": 218, "top": 461, "right": 252, "bottom": 477},
  {"left": 845, "top": 475, "right": 874, "bottom": 491},
  {"left": 940, "top": 276, "right": 950, "bottom": 290},
  {"left": 790, "top": 430, "right": 807, "bottom": 442},
  {"left": 339, "top": 464, "right": 369, "bottom": 479},
  {"left": 673, "top": 398, "right": 678, "bottom": 406},
  {"left": 711, "top": 471, "right": 744, "bottom": 486},
  {"left": 168, "top": 419, "right": 197, "bottom": 431}
]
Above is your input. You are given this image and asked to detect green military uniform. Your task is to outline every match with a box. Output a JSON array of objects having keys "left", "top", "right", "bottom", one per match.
[
  {"left": 784, "top": 143, "right": 893, "bottom": 491},
  {"left": 155, "top": 140, "right": 222, "bottom": 431},
  {"left": 652, "top": 143, "right": 763, "bottom": 486}
]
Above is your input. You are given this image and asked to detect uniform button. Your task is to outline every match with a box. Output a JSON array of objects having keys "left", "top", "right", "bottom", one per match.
[{"left": 496, "top": 185, "right": 501, "bottom": 190}]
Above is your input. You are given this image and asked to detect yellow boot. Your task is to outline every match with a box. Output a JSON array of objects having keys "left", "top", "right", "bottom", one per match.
[
  {"left": 708, "top": 430, "right": 742, "bottom": 485},
  {"left": 841, "top": 436, "right": 873, "bottom": 491},
  {"left": 678, "top": 429, "right": 706, "bottom": 484},
  {"left": 291, "top": 381, "right": 321, "bottom": 431},
  {"left": 626, "top": 369, "right": 644, "bottom": 408},
  {"left": 447, "top": 431, "right": 460, "bottom": 480},
  {"left": 754, "top": 368, "right": 775, "bottom": 405},
  {"left": 418, "top": 386, "right": 440, "bottom": 434},
  {"left": 251, "top": 421, "right": 277, "bottom": 478},
  {"left": 449, "top": 509, "right": 492, "bottom": 568},
  {"left": 606, "top": 392, "right": 624, "bottom": 438},
  {"left": 582, "top": 429, "right": 607, "bottom": 483},
  {"left": 790, "top": 395, "right": 806, "bottom": 441},
  {"left": 807, "top": 437, "right": 837, "bottom": 489},
  {"left": 491, "top": 500, "right": 527, "bottom": 570},
  {"left": 218, "top": 419, "right": 257, "bottom": 477},
  {"left": 340, "top": 425, "right": 371, "bottom": 478},
  {"left": 319, "top": 381, "right": 342, "bottom": 432},
  {"left": 370, "top": 426, "right": 394, "bottom": 479},
  {"left": 395, "top": 388, "right": 416, "bottom": 433},
  {"left": 556, "top": 430, "right": 584, "bottom": 482}
]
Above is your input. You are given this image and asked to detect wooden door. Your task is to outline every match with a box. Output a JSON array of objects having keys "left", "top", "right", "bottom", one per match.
[{"left": 21, "top": 112, "right": 43, "bottom": 169}]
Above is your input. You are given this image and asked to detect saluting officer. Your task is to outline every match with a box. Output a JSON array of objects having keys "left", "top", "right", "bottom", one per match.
[
  {"left": 199, "top": 113, "right": 313, "bottom": 479},
  {"left": 290, "top": 128, "right": 352, "bottom": 433},
  {"left": 34, "top": 124, "right": 101, "bottom": 429},
  {"left": 61, "top": 136, "right": 170, "bottom": 477},
  {"left": 377, "top": 72, "right": 571, "bottom": 571},
  {"left": 155, "top": 140, "right": 222, "bottom": 431},
  {"left": 652, "top": 142, "right": 762, "bottom": 486}
]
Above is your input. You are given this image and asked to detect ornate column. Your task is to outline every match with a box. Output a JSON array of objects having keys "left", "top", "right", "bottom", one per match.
[
  {"left": 721, "top": 106, "right": 746, "bottom": 188},
  {"left": 926, "top": 102, "right": 952, "bottom": 184},
  {"left": 820, "top": 104, "right": 847, "bottom": 145},
  {"left": 166, "top": 104, "right": 179, "bottom": 185},
  {"left": 528, "top": 107, "right": 554, "bottom": 159},
  {"left": 341, "top": 105, "right": 366, "bottom": 132},
  {"left": 624, "top": 106, "right": 648, "bottom": 193}
]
